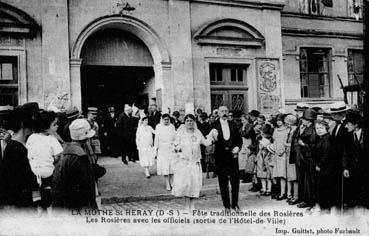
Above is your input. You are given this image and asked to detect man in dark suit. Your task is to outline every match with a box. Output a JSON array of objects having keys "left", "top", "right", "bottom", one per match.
[
  {"left": 116, "top": 104, "right": 139, "bottom": 164},
  {"left": 212, "top": 106, "right": 242, "bottom": 212},
  {"left": 148, "top": 104, "right": 161, "bottom": 129},
  {"left": 328, "top": 101, "right": 350, "bottom": 208}
]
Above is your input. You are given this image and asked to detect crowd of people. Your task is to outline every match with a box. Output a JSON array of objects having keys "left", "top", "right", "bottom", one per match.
[
  {"left": 0, "top": 100, "right": 367, "bottom": 214},
  {"left": 0, "top": 103, "right": 105, "bottom": 213}
]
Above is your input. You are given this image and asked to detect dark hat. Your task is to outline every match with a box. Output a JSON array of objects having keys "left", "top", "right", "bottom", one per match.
[
  {"left": 22, "top": 102, "right": 39, "bottom": 115},
  {"left": 261, "top": 123, "right": 274, "bottom": 138},
  {"left": 248, "top": 110, "right": 260, "bottom": 117},
  {"left": 65, "top": 106, "right": 80, "bottom": 120},
  {"left": 345, "top": 110, "right": 362, "bottom": 125},
  {"left": 312, "top": 106, "right": 324, "bottom": 115},
  {"left": 295, "top": 103, "right": 309, "bottom": 112},
  {"left": 302, "top": 108, "right": 316, "bottom": 121}
]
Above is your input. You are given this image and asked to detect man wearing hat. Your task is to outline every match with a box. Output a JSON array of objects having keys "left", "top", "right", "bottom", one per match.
[
  {"left": 87, "top": 107, "right": 101, "bottom": 163},
  {"left": 58, "top": 106, "right": 80, "bottom": 142},
  {"left": 290, "top": 108, "right": 317, "bottom": 208},
  {"left": 116, "top": 104, "right": 139, "bottom": 164},
  {"left": 105, "top": 107, "right": 119, "bottom": 157},
  {"left": 343, "top": 110, "right": 365, "bottom": 208},
  {"left": 328, "top": 101, "right": 350, "bottom": 208}
]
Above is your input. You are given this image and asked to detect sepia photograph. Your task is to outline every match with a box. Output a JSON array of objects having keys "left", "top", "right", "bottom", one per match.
[{"left": 0, "top": 0, "right": 368, "bottom": 235}]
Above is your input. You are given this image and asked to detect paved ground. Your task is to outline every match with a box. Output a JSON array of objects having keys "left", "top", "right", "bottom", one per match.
[
  {"left": 97, "top": 156, "right": 221, "bottom": 204},
  {"left": 97, "top": 156, "right": 300, "bottom": 210}
]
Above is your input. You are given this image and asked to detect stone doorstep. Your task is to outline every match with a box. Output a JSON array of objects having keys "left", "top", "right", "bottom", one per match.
[{"left": 101, "top": 182, "right": 252, "bottom": 205}]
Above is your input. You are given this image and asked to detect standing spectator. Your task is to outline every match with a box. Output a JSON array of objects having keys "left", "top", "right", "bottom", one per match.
[
  {"left": 212, "top": 109, "right": 219, "bottom": 121},
  {"left": 284, "top": 114, "right": 299, "bottom": 205},
  {"left": 116, "top": 104, "right": 139, "bottom": 164},
  {"left": 270, "top": 114, "right": 289, "bottom": 200},
  {"left": 248, "top": 110, "right": 260, "bottom": 126},
  {"left": 256, "top": 124, "right": 274, "bottom": 196},
  {"left": 172, "top": 114, "right": 215, "bottom": 211},
  {"left": 58, "top": 106, "right": 80, "bottom": 142},
  {"left": 197, "top": 112, "right": 212, "bottom": 172},
  {"left": 343, "top": 110, "right": 365, "bottom": 208},
  {"left": 148, "top": 104, "right": 161, "bottom": 129},
  {"left": 289, "top": 103, "right": 309, "bottom": 205},
  {"left": 154, "top": 114, "right": 176, "bottom": 191},
  {"left": 86, "top": 107, "right": 101, "bottom": 163},
  {"left": 106, "top": 106, "right": 119, "bottom": 157},
  {"left": 314, "top": 120, "right": 332, "bottom": 213},
  {"left": 328, "top": 101, "right": 349, "bottom": 209},
  {"left": 172, "top": 111, "right": 182, "bottom": 130},
  {"left": 208, "top": 114, "right": 216, "bottom": 125},
  {"left": 239, "top": 114, "right": 253, "bottom": 183},
  {"left": 0, "top": 105, "right": 13, "bottom": 166},
  {"left": 136, "top": 116, "right": 155, "bottom": 178},
  {"left": 26, "top": 110, "right": 63, "bottom": 214},
  {"left": 296, "top": 108, "right": 317, "bottom": 209},
  {"left": 212, "top": 106, "right": 242, "bottom": 211},
  {"left": 52, "top": 119, "right": 97, "bottom": 210},
  {"left": 0, "top": 106, "right": 37, "bottom": 209},
  {"left": 241, "top": 114, "right": 256, "bottom": 184}
]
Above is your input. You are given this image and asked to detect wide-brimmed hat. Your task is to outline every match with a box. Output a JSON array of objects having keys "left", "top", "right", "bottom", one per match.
[
  {"left": 295, "top": 103, "right": 309, "bottom": 112},
  {"left": 302, "top": 108, "right": 316, "bottom": 121},
  {"left": 322, "top": 110, "right": 333, "bottom": 120},
  {"left": 345, "top": 110, "right": 362, "bottom": 125},
  {"left": 65, "top": 106, "right": 80, "bottom": 120},
  {"left": 329, "top": 101, "right": 348, "bottom": 114},
  {"left": 248, "top": 110, "right": 260, "bottom": 117},
  {"left": 69, "top": 119, "right": 95, "bottom": 141}
]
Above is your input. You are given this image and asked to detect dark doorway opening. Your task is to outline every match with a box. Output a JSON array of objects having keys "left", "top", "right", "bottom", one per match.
[{"left": 81, "top": 65, "right": 154, "bottom": 113}]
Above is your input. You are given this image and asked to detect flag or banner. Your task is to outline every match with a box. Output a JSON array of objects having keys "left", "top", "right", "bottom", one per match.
[{"left": 321, "top": 0, "right": 333, "bottom": 7}]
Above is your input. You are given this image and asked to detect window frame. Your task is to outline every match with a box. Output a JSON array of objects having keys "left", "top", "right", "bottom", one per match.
[{"left": 299, "top": 47, "right": 332, "bottom": 99}]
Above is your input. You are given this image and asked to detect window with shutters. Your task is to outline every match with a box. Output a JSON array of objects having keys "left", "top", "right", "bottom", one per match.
[
  {"left": 347, "top": 49, "right": 364, "bottom": 85},
  {"left": 0, "top": 56, "right": 18, "bottom": 106},
  {"left": 299, "top": 48, "right": 331, "bottom": 98}
]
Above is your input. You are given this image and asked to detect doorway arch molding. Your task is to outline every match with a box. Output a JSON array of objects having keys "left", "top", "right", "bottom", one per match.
[{"left": 70, "top": 15, "right": 172, "bottom": 109}]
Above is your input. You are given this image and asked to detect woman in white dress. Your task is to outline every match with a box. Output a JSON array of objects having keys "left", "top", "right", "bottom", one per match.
[
  {"left": 136, "top": 116, "right": 155, "bottom": 178},
  {"left": 154, "top": 114, "right": 176, "bottom": 190},
  {"left": 172, "top": 114, "right": 216, "bottom": 211}
]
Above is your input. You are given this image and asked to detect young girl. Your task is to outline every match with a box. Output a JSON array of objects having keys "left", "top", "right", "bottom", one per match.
[
  {"left": 284, "top": 114, "right": 299, "bottom": 205},
  {"left": 136, "top": 116, "right": 155, "bottom": 178},
  {"left": 26, "top": 110, "right": 63, "bottom": 213},
  {"left": 256, "top": 124, "right": 274, "bottom": 196}
]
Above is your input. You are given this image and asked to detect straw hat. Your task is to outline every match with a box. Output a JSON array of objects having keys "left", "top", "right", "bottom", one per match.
[
  {"left": 329, "top": 101, "right": 348, "bottom": 114},
  {"left": 294, "top": 103, "right": 309, "bottom": 112}
]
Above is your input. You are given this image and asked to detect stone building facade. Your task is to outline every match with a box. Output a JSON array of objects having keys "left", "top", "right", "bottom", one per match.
[{"left": 0, "top": 0, "right": 363, "bottom": 115}]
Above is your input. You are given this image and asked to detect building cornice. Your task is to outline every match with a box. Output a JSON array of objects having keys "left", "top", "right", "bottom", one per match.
[
  {"left": 282, "top": 11, "right": 363, "bottom": 23},
  {"left": 282, "top": 27, "right": 363, "bottom": 40},
  {"left": 166, "top": 0, "right": 285, "bottom": 11}
]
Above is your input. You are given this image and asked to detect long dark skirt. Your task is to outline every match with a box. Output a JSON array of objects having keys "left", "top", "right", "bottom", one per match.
[{"left": 301, "top": 158, "right": 316, "bottom": 205}]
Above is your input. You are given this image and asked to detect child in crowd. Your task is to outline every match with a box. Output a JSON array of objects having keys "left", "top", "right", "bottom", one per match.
[{"left": 26, "top": 111, "right": 63, "bottom": 214}]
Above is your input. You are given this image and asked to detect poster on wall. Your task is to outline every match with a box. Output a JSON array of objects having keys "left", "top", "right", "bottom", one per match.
[{"left": 256, "top": 58, "right": 282, "bottom": 116}]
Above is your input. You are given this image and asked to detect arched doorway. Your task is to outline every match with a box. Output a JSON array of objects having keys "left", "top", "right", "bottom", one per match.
[
  {"left": 80, "top": 28, "right": 155, "bottom": 112},
  {"left": 70, "top": 15, "right": 172, "bottom": 112}
]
